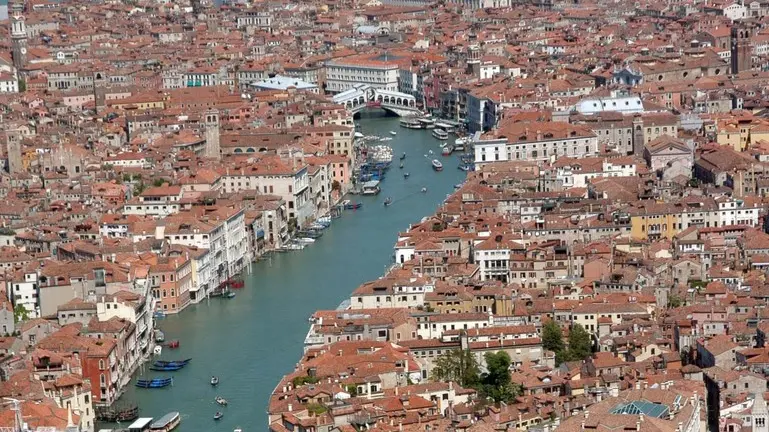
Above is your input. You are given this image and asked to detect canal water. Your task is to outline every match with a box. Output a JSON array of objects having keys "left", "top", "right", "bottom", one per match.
[{"left": 123, "top": 114, "right": 465, "bottom": 431}]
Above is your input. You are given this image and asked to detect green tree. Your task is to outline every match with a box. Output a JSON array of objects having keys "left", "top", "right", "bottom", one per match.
[
  {"left": 542, "top": 320, "right": 565, "bottom": 354},
  {"left": 431, "top": 349, "right": 480, "bottom": 388},
  {"left": 18, "top": 79, "right": 26, "bottom": 92},
  {"left": 13, "top": 304, "right": 29, "bottom": 323},
  {"left": 480, "top": 351, "right": 521, "bottom": 403},
  {"left": 568, "top": 324, "right": 592, "bottom": 361},
  {"left": 152, "top": 178, "right": 166, "bottom": 187},
  {"left": 668, "top": 294, "right": 683, "bottom": 308}
]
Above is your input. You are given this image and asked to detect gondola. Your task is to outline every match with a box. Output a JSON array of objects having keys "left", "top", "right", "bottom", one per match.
[
  {"left": 135, "top": 377, "right": 173, "bottom": 388},
  {"left": 149, "top": 364, "right": 185, "bottom": 372},
  {"left": 154, "top": 358, "right": 192, "bottom": 366}
]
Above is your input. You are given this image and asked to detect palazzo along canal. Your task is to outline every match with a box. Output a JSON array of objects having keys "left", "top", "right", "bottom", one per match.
[{"left": 125, "top": 115, "right": 466, "bottom": 431}]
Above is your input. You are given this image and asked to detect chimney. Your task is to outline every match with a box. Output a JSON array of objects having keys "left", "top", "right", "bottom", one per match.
[
  {"left": 584, "top": 410, "right": 589, "bottom": 420},
  {"left": 288, "top": 404, "right": 293, "bottom": 412}
]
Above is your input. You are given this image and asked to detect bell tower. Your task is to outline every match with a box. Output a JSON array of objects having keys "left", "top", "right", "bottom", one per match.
[
  {"left": 731, "top": 24, "right": 753, "bottom": 75},
  {"left": 204, "top": 109, "right": 220, "bottom": 160},
  {"left": 10, "top": 11, "right": 28, "bottom": 72}
]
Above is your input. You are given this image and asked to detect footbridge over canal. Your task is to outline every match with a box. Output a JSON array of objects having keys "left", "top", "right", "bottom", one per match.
[{"left": 332, "top": 84, "right": 420, "bottom": 117}]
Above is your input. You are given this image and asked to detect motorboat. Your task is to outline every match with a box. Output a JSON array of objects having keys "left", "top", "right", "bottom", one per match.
[
  {"left": 400, "top": 152, "right": 406, "bottom": 160},
  {"left": 389, "top": 131, "right": 397, "bottom": 135},
  {"left": 432, "top": 160, "right": 443, "bottom": 171},
  {"left": 458, "top": 164, "right": 471, "bottom": 172},
  {"left": 384, "top": 197, "right": 393, "bottom": 207},
  {"left": 404, "top": 172, "right": 410, "bottom": 178},
  {"left": 214, "top": 412, "right": 224, "bottom": 421},
  {"left": 225, "top": 291, "right": 236, "bottom": 299},
  {"left": 442, "top": 145, "right": 453, "bottom": 156},
  {"left": 421, "top": 187, "right": 428, "bottom": 193},
  {"left": 154, "top": 330, "right": 165, "bottom": 343},
  {"left": 211, "top": 376, "right": 219, "bottom": 386},
  {"left": 216, "top": 396, "right": 228, "bottom": 406},
  {"left": 343, "top": 201, "right": 362, "bottom": 210},
  {"left": 399, "top": 163, "right": 404, "bottom": 169},
  {"left": 296, "top": 238, "right": 316, "bottom": 244}
]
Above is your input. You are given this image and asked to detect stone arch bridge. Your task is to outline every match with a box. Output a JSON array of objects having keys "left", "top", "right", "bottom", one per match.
[{"left": 332, "top": 84, "right": 421, "bottom": 117}]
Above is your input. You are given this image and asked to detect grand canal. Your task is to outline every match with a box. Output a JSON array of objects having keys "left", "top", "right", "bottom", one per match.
[{"left": 124, "top": 114, "right": 466, "bottom": 431}]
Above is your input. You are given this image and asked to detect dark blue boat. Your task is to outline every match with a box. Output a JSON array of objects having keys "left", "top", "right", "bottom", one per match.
[
  {"left": 135, "top": 377, "right": 173, "bottom": 388},
  {"left": 149, "top": 364, "right": 185, "bottom": 371},
  {"left": 153, "top": 358, "right": 191, "bottom": 368}
]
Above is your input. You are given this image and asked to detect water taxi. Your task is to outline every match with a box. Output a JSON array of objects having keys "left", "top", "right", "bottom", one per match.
[
  {"left": 432, "top": 160, "right": 443, "bottom": 171},
  {"left": 432, "top": 129, "right": 449, "bottom": 140},
  {"left": 150, "top": 412, "right": 181, "bottom": 432}
]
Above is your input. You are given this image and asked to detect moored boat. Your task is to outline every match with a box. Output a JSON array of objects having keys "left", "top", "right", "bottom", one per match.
[
  {"left": 136, "top": 377, "right": 173, "bottom": 389},
  {"left": 399, "top": 118, "right": 422, "bottom": 129},
  {"left": 166, "top": 340, "right": 180, "bottom": 349},
  {"left": 154, "top": 358, "right": 192, "bottom": 367},
  {"left": 343, "top": 201, "right": 362, "bottom": 210},
  {"left": 215, "top": 396, "right": 228, "bottom": 406},
  {"left": 149, "top": 364, "right": 184, "bottom": 372},
  {"left": 432, "top": 129, "right": 449, "bottom": 140},
  {"left": 361, "top": 180, "right": 381, "bottom": 195},
  {"left": 150, "top": 412, "right": 181, "bottom": 432},
  {"left": 458, "top": 164, "right": 470, "bottom": 172},
  {"left": 225, "top": 291, "right": 236, "bottom": 299},
  {"left": 432, "top": 160, "right": 443, "bottom": 171},
  {"left": 441, "top": 145, "right": 453, "bottom": 156},
  {"left": 154, "top": 330, "right": 165, "bottom": 343}
]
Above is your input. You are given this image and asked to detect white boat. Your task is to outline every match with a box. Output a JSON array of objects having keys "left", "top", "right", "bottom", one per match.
[
  {"left": 362, "top": 180, "right": 381, "bottom": 195},
  {"left": 432, "top": 159, "right": 443, "bottom": 171},
  {"left": 297, "top": 238, "right": 315, "bottom": 244},
  {"left": 354, "top": 132, "right": 364, "bottom": 138},
  {"left": 150, "top": 412, "right": 181, "bottom": 432},
  {"left": 432, "top": 129, "right": 449, "bottom": 140},
  {"left": 379, "top": 137, "right": 393, "bottom": 142},
  {"left": 389, "top": 131, "right": 397, "bottom": 135}
]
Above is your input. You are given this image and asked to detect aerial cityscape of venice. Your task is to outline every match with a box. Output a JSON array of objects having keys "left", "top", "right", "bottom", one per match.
[{"left": 2, "top": 0, "right": 769, "bottom": 430}]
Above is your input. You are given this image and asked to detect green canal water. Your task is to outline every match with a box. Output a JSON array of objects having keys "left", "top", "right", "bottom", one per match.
[{"left": 123, "top": 115, "right": 465, "bottom": 431}]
